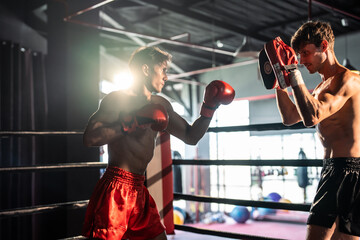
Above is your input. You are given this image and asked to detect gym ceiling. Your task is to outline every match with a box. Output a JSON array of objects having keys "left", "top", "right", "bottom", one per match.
[{"left": 3, "top": 0, "right": 360, "bottom": 85}]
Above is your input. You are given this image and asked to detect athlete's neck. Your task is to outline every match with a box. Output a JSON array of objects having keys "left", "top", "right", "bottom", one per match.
[{"left": 319, "top": 51, "right": 341, "bottom": 81}]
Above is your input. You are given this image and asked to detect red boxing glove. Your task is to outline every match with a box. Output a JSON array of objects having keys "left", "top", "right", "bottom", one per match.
[
  {"left": 121, "top": 103, "right": 169, "bottom": 133},
  {"left": 264, "top": 37, "right": 298, "bottom": 89},
  {"left": 200, "top": 80, "right": 235, "bottom": 118}
]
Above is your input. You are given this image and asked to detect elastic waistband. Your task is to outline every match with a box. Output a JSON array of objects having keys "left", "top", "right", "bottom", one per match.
[
  {"left": 323, "top": 158, "right": 360, "bottom": 170},
  {"left": 103, "top": 166, "right": 145, "bottom": 187}
]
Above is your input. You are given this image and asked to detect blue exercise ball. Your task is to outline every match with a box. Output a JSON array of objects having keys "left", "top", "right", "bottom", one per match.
[
  {"left": 258, "top": 197, "right": 276, "bottom": 216},
  {"left": 267, "top": 192, "right": 282, "bottom": 202},
  {"left": 173, "top": 206, "right": 186, "bottom": 219},
  {"left": 230, "top": 206, "right": 250, "bottom": 223},
  {"left": 258, "top": 207, "right": 276, "bottom": 216}
]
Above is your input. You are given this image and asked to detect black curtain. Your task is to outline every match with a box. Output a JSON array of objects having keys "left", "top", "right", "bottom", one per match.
[{"left": 0, "top": 40, "right": 47, "bottom": 240}]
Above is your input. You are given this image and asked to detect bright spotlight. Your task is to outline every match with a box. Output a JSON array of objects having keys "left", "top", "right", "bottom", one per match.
[{"left": 113, "top": 71, "right": 134, "bottom": 90}]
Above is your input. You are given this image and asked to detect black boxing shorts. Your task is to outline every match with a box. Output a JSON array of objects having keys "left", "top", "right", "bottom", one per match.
[{"left": 307, "top": 158, "right": 360, "bottom": 236}]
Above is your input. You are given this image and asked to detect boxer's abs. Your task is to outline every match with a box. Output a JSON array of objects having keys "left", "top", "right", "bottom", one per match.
[
  {"left": 107, "top": 128, "right": 157, "bottom": 175},
  {"left": 317, "top": 124, "right": 360, "bottom": 158}
]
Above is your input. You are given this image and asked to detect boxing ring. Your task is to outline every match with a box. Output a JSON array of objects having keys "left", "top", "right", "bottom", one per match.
[
  {"left": 0, "top": 1, "right": 331, "bottom": 239},
  {"left": 0, "top": 122, "right": 322, "bottom": 240}
]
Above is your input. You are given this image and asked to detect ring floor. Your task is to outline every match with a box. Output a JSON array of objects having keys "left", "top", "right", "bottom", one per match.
[{"left": 172, "top": 220, "right": 307, "bottom": 240}]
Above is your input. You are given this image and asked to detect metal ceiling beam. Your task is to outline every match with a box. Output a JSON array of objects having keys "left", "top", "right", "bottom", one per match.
[
  {"left": 253, "top": 12, "right": 329, "bottom": 34},
  {"left": 100, "top": 8, "right": 230, "bottom": 64},
  {"left": 311, "top": 0, "right": 360, "bottom": 21},
  {"left": 63, "top": 0, "right": 259, "bottom": 58},
  {"left": 64, "top": 18, "right": 244, "bottom": 58},
  {"left": 64, "top": 0, "right": 115, "bottom": 21},
  {"left": 167, "top": 59, "right": 259, "bottom": 80},
  {"left": 129, "top": 0, "right": 269, "bottom": 42}
]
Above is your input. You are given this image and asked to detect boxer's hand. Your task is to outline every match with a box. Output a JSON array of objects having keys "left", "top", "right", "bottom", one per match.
[
  {"left": 264, "top": 37, "right": 302, "bottom": 89},
  {"left": 120, "top": 103, "right": 169, "bottom": 133},
  {"left": 200, "top": 80, "right": 235, "bottom": 118},
  {"left": 289, "top": 68, "right": 305, "bottom": 87}
]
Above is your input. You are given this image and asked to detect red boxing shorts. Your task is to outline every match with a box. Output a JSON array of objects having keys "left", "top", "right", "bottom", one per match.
[{"left": 82, "top": 166, "right": 166, "bottom": 240}]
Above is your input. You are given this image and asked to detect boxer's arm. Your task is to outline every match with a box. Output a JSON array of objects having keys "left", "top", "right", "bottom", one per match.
[
  {"left": 167, "top": 110, "right": 212, "bottom": 145},
  {"left": 291, "top": 71, "right": 360, "bottom": 127},
  {"left": 259, "top": 42, "right": 301, "bottom": 125},
  {"left": 275, "top": 88, "right": 302, "bottom": 126},
  {"left": 153, "top": 96, "right": 211, "bottom": 145},
  {"left": 166, "top": 80, "right": 235, "bottom": 145},
  {"left": 83, "top": 92, "right": 126, "bottom": 147}
]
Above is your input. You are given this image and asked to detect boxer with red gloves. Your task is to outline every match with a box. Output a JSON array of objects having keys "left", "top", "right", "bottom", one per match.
[
  {"left": 267, "top": 21, "right": 360, "bottom": 239},
  {"left": 82, "top": 46, "right": 235, "bottom": 240}
]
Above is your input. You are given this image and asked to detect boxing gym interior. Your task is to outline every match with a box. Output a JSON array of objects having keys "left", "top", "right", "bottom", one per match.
[{"left": 1, "top": 0, "right": 360, "bottom": 239}]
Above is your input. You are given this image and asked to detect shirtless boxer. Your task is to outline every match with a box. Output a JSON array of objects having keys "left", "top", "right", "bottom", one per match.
[
  {"left": 81, "top": 46, "right": 235, "bottom": 240},
  {"left": 262, "top": 21, "right": 360, "bottom": 240}
]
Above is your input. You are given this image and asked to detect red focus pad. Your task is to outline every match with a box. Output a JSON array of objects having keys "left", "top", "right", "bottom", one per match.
[
  {"left": 264, "top": 37, "right": 298, "bottom": 89},
  {"left": 258, "top": 48, "right": 277, "bottom": 89},
  {"left": 200, "top": 80, "right": 235, "bottom": 118}
]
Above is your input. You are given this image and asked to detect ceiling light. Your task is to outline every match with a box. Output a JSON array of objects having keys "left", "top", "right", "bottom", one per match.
[
  {"left": 216, "top": 40, "right": 224, "bottom": 48},
  {"left": 341, "top": 18, "right": 349, "bottom": 27}
]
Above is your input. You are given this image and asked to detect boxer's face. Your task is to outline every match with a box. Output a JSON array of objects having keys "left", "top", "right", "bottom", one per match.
[
  {"left": 298, "top": 42, "right": 326, "bottom": 74},
  {"left": 147, "top": 61, "right": 169, "bottom": 93}
]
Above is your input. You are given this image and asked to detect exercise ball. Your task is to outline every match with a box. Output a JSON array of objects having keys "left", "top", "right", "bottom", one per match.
[
  {"left": 230, "top": 206, "right": 250, "bottom": 223},
  {"left": 279, "top": 198, "right": 291, "bottom": 203},
  {"left": 258, "top": 197, "right": 276, "bottom": 216},
  {"left": 278, "top": 198, "right": 292, "bottom": 213},
  {"left": 173, "top": 209, "right": 184, "bottom": 225},
  {"left": 267, "top": 192, "right": 282, "bottom": 202},
  {"left": 258, "top": 206, "right": 276, "bottom": 216},
  {"left": 174, "top": 206, "right": 186, "bottom": 218}
]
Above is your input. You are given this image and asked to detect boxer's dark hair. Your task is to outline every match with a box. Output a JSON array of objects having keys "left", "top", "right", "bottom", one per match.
[
  {"left": 129, "top": 46, "right": 172, "bottom": 73},
  {"left": 291, "top": 21, "right": 335, "bottom": 53}
]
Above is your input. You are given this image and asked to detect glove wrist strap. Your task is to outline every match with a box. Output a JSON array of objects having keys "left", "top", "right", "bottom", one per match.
[
  {"left": 200, "top": 103, "right": 218, "bottom": 118},
  {"left": 290, "top": 69, "right": 304, "bottom": 87}
]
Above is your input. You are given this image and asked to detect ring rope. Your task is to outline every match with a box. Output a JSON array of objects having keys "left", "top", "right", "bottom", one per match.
[
  {"left": 174, "top": 224, "right": 286, "bottom": 240},
  {"left": 58, "top": 236, "right": 87, "bottom": 240},
  {"left": 207, "top": 122, "right": 312, "bottom": 132},
  {"left": 174, "top": 193, "right": 311, "bottom": 212},
  {"left": 0, "top": 123, "right": 314, "bottom": 237},
  {"left": 0, "top": 159, "right": 321, "bottom": 174},
  {"left": 0, "top": 193, "right": 310, "bottom": 219},
  {"left": 0, "top": 122, "right": 313, "bottom": 137},
  {"left": 59, "top": 236, "right": 87, "bottom": 240},
  {"left": 0, "top": 162, "right": 107, "bottom": 173},
  {"left": 0, "top": 200, "right": 89, "bottom": 219},
  {"left": 173, "top": 159, "right": 323, "bottom": 167},
  {"left": 0, "top": 131, "right": 83, "bottom": 136}
]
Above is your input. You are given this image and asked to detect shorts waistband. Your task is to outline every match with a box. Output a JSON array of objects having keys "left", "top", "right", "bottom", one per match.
[
  {"left": 323, "top": 158, "right": 360, "bottom": 169},
  {"left": 103, "top": 166, "right": 145, "bottom": 187}
]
